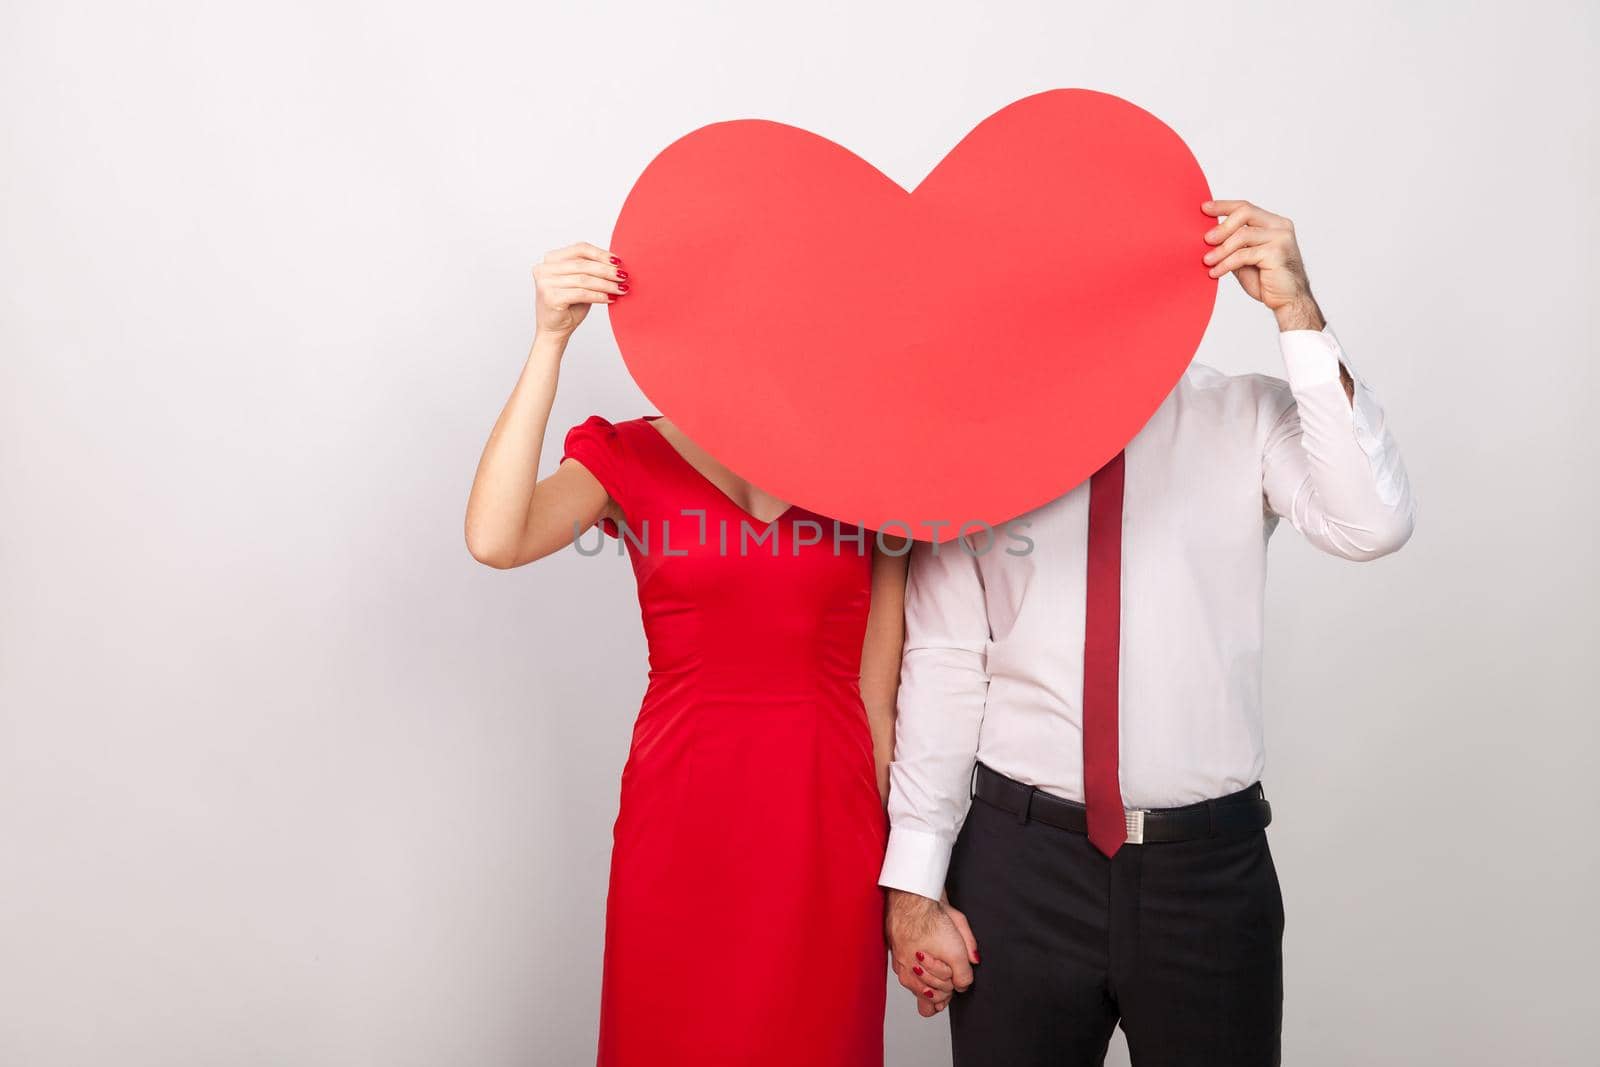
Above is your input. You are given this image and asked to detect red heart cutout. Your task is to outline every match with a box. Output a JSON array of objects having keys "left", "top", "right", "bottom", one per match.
[{"left": 609, "top": 89, "right": 1215, "bottom": 541}]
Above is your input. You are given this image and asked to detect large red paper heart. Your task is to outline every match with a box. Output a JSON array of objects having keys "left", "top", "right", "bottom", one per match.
[{"left": 609, "top": 89, "right": 1215, "bottom": 541}]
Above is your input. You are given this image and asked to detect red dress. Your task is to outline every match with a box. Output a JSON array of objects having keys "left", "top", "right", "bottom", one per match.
[{"left": 562, "top": 415, "right": 888, "bottom": 1067}]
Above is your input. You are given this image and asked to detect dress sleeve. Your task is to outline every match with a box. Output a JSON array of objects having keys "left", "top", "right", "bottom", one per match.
[{"left": 561, "top": 415, "right": 629, "bottom": 538}]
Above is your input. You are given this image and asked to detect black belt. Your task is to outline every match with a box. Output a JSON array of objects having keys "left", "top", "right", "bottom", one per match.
[{"left": 972, "top": 762, "right": 1272, "bottom": 844}]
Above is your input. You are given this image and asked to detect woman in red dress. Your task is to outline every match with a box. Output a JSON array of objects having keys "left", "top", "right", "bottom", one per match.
[{"left": 464, "top": 241, "right": 912, "bottom": 1065}]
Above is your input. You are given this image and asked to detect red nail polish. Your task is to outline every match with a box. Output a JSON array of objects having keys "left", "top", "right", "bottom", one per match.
[
  {"left": 616, "top": 270, "right": 629, "bottom": 280},
  {"left": 609, "top": 256, "right": 621, "bottom": 265},
  {"left": 973, "top": 952, "right": 981, "bottom": 964},
  {"left": 923, "top": 989, "right": 935, "bottom": 999},
  {"left": 617, "top": 283, "right": 630, "bottom": 293},
  {"left": 912, "top": 965, "right": 923, "bottom": 976},
  {"left": 915, "top": 951, "right": 924, "bottom": 962}
]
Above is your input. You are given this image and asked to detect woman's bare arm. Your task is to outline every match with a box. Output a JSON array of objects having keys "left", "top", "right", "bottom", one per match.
[
  {"left": 464, "top": 242, "right": 627, "bottom": 568},
  {"left": 861, "top": 537, "right": 910, "bottom": 805}
]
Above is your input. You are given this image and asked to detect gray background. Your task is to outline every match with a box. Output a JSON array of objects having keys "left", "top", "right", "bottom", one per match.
[{"left": 2, "top": 1, "right": 1596, "bottom": 1064}]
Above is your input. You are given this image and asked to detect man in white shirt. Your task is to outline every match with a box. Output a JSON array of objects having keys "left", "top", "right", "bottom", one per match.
[{"left": 880, "top": 199, "right": 1415, "bottom": 1066}]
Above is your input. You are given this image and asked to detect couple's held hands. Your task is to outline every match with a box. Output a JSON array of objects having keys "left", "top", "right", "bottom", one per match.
[
  {"left": 1201, "top": 200, "right": 1326, "bottom": 333},
  {"left": 886, "top": 889, "right": 980, "bottom": 1018},
  {"left": 533, "top": 242, "right": 630, "bottom": 341}
]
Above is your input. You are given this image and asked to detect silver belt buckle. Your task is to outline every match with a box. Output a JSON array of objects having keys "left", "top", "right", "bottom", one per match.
[{"left": 1124, "top": 808, "right": 1147, "bottom": 845}]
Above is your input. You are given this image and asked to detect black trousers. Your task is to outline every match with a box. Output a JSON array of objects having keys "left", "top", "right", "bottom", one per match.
[{"left": 946, "top": 785, "right": 1284, "bottom": 1067}]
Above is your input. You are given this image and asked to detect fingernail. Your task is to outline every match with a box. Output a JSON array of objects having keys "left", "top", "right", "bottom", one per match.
[
  {"left": 912, "top": 966, "right": 923, "bottom": 976},
  {"left": 616, "top": 270, "right": 629, "bottom": 280},
  {"left": 915, "top": 951, "right": 924, "bottom": 962},
  {"left": 617, "top": 283, "right": 630, "bottom": 293},
  {"left": 923, "top": 989, "right": 935, "bottom": 999},
  {"left": 973, "top": 952, "right": 981, "bottom": 964},
  {"left": 609, "top": 256, "right": 621, "bottom": 265}
]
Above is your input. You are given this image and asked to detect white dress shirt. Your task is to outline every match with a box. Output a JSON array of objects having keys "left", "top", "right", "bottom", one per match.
[{"left": 879, "top": 326, "right": 1416, "bottom": 901}]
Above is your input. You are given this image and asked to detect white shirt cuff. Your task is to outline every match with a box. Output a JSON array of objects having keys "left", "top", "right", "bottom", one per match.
[
  {"left": 1279, "top": 324, "right": 1344, "bottom": 389},
  {"left": 877, "top": 826, "right": 954, "bottom": 901}
]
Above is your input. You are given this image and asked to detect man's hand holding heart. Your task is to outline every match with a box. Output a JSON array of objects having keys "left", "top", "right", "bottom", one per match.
[
  {"left": 1203, "top": 198, "right": 1353, "bottom": 398},
  {"left": 1202, "top": 199, "right": 1327, "bottom": 333}
]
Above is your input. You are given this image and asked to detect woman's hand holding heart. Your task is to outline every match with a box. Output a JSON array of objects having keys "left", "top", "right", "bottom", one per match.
[{"left": 532, "top": 241, "right": 630, "bottom": 341}]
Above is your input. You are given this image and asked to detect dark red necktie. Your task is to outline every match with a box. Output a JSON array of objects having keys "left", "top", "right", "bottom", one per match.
[{"left": 1083, "top": 450, "right": 1127, "bottom": 857}]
